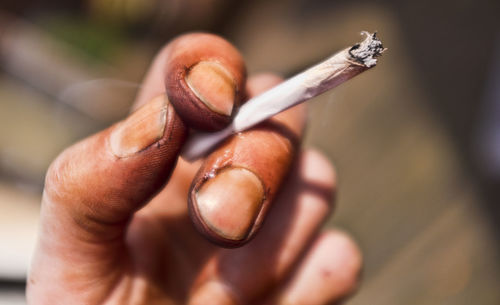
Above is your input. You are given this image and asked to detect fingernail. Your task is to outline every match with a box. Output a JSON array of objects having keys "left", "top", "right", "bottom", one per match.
[
  {"left": 185, "top": 61, "right": 236, "bottom": 116},
  {"left": 110, "top": 94, "right": 168, "bottom": 157},
  {"left": 189, "top": 281, "right": 238, "bottom": 305},
  {"left": 195, "top": 167, "right": 264, "bottom": 241}
]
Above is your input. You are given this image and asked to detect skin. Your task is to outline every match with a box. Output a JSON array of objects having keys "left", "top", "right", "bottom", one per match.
[
  {"left": 188, "top": 74, "right": 306, "bottom": 247},
  {"left": 27, "top": 33, "right": 363, "bottom": 305},
  {"left": 165, "top": 33, "right": 247, "bottom": 131}
]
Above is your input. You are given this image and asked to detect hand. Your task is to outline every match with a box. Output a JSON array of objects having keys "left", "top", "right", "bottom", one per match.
[{"left": 27, "top": 33, "right": 362, "bottom": 305}]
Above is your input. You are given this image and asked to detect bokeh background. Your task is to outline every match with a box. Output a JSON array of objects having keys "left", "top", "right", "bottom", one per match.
[{"left": 1, "top": 0, "right": 499, "bottom": 304}]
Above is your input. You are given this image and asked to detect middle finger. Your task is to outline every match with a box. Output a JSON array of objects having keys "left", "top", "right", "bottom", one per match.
[{"left": 188, "top": 74, "right": 307, "bottom": 247}]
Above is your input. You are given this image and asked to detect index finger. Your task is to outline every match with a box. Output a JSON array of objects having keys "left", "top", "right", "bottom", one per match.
[{"left": 134, "top": 32, "right": 246, "bottom": 131}]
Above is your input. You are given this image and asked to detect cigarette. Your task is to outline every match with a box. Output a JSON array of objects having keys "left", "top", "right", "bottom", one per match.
[{"left": 182, "top": 31, "right": 385, "bottom": 161}]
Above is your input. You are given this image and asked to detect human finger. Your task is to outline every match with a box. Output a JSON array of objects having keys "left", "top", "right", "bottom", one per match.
[
  {"left": 28, "top": 93, "right": 187, "bottom": 301},
  {"left": 265, "top": 230, "right": 362, "bottom": 305},
  {"left": 187, "top": 73, "right": 307, "bottom": 247},
  {"left": 135, "top": 32, "right": 246, "bottom": 131},
  {"left": 187, "top": 149, "right": 336, "bottom": 304}
]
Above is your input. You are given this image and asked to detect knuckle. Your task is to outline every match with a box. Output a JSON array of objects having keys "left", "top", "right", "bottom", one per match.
[
  {"left": 43, "top": 145, "right": 80, "bottom": 204},
  {"left": 305, "top": 149, "right": 337, "bottom": 189}
]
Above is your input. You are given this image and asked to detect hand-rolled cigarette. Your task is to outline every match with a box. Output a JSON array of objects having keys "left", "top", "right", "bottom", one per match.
[{"left": 182, "top": 31, "right": 385, "bottom": 161}]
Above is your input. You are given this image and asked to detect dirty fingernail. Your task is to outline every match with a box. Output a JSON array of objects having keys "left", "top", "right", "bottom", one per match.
[
  {"left": 195, "top": 167, "right": 264, "bottom": 241},
  {"left": 110, "top": 94, "right": 168, "bottom": 157},
  {"left": 185, "top": 61, "right": 236, "bottom": 116}
]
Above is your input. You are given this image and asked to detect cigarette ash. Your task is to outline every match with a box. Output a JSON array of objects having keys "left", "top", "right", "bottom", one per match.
[{"left": 348, "top": 31, "right": 385, "bottom": 68}]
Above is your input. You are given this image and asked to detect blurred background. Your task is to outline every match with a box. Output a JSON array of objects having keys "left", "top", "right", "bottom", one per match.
[{"left": 0, "top": 0, "right": 499, "bottom": 304}]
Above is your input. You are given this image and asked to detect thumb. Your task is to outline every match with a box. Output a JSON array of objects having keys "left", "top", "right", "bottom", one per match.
[
  {"left": 28, "top": 94, "right": 186, "bottom": 303},
  {"left": 42, "top": 93, "right": 186, "bottom": 242}
]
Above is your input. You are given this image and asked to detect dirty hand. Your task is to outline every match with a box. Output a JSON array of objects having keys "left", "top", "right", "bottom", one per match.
[{"left": 27, "top": 33, "right": 362, "bottom": 305}]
